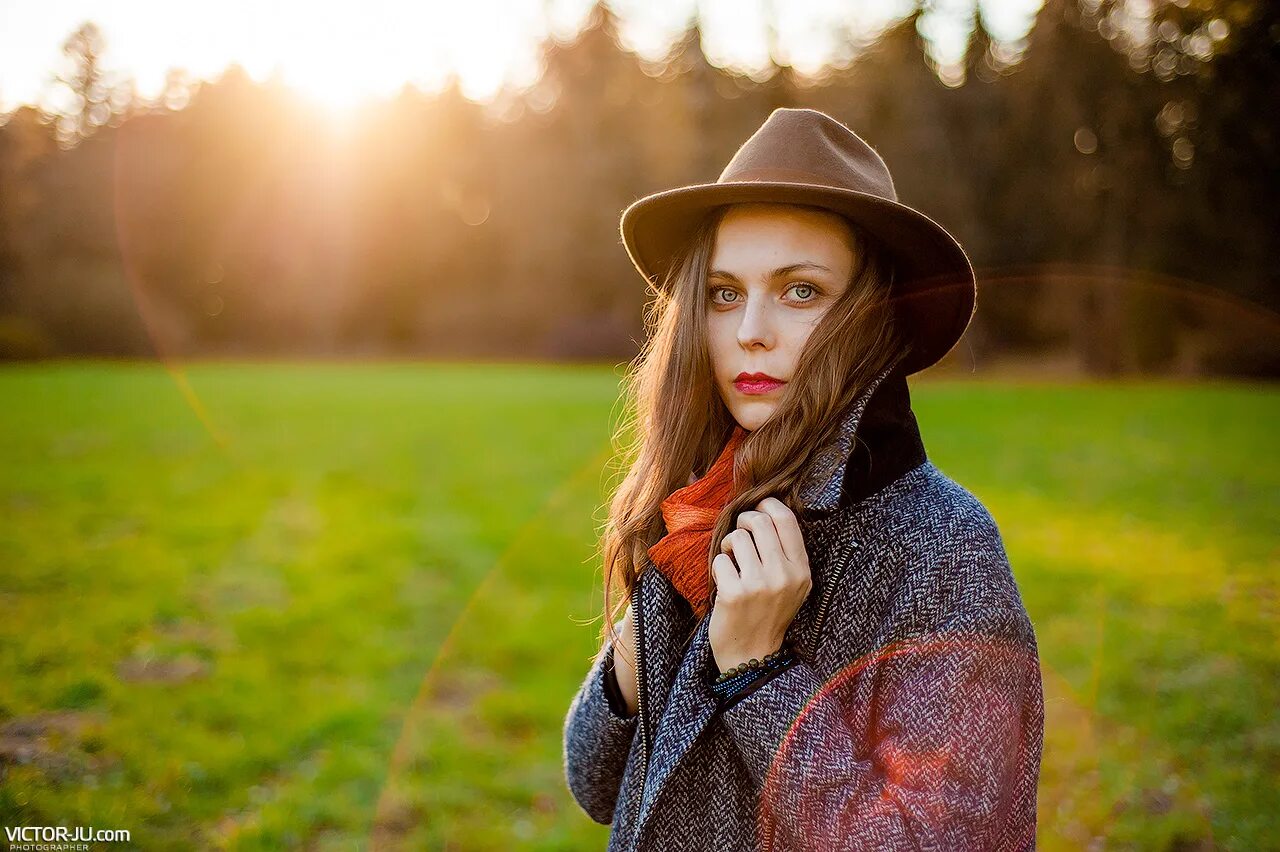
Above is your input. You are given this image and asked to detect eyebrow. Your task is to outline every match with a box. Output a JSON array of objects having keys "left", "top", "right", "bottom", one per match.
[{"left": 707, "top": 262, "right": 833, "bottom": 282}]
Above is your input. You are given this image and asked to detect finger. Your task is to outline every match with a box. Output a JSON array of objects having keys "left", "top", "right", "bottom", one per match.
[
  {"left": 721, "top": 528, "right": 763, "bottom": 588},
  {"left": 755, "top": 497, "right": 806, "bottom": 565},
  {"left": 711, "top": 552, "right": 740, "bottom": 597},
  {"left": 737, "top": 509, "right": 786, "bottom": 574}
]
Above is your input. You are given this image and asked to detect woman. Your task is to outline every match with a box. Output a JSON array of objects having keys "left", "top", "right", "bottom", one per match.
[{"left": 562, "top": 108, "right": 1043, "bottom": 851}]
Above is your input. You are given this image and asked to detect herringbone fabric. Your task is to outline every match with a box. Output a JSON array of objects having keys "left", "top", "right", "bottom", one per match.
[{"left": 562, "top": 368, "right": 1044, "bottom": 850}]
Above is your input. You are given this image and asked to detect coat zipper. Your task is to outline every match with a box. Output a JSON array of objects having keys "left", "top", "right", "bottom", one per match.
[
  {"left": 630, "top": 578, "right": 647, "bottom": 841},
  {"left": 758, "top": 538, "right": 858, "bottom": 851},
  {"left": 804, "top": 538, "right": 859, "bottom": 659}
]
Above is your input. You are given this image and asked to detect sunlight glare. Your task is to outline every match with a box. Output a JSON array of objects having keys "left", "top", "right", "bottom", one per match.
[
  {"left": 277, "top": 61, "right": 378, "bottom": 116},
  {"left": 242, "top": 0, "right": 542, "bottom": 113}
]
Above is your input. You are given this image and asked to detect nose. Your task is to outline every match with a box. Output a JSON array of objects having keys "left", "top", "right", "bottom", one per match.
[{"left": 736, "top": 296, "right": 775, "bottom": 350}]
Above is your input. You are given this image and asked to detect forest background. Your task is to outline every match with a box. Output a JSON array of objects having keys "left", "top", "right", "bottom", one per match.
[{"left": 0, "top": 0, "right": 1275, "bottom": 376}]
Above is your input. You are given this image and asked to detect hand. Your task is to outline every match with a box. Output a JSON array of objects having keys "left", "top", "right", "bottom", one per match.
[
  {"left": 708, "top": 498, "right": 813, "bottom": 674},
  {"left": 606, "top": 601, "right": 639, "bottom": 715}
]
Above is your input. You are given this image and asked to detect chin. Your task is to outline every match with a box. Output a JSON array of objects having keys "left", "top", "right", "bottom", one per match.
[{"left": 729, "top": 399, "right": 775, "bottom": 431}]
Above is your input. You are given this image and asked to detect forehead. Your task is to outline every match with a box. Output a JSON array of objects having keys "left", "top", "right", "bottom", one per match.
[{"left": 710, "top": 203, "right": 855, "bottom": 275}]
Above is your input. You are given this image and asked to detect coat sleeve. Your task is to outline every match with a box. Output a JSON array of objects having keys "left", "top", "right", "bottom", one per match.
[
  {"left": 718, "top": 605, "right": 1043, "bottom": 851},
  {"left": 562, "top": 629, "right": 640, "bottom": 825}
]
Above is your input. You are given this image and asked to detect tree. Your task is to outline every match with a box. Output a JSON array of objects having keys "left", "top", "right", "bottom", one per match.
[{"left": 42, "top": 22, "right": 116, "bottom": 147}]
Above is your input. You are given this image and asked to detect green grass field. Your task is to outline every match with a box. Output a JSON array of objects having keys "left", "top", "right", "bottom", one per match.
[{"left": 0, "top": 362, "right": 1275, "bottom": 850}]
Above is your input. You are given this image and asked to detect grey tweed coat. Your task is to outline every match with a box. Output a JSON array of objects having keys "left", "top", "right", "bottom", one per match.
[{"left": 562, "top": 365, "right": 1044, "bottom": 851}]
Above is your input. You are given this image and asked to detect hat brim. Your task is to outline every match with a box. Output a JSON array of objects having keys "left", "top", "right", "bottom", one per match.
[{"left": 619, "top": 181, "right": 976, "bottom": 375}]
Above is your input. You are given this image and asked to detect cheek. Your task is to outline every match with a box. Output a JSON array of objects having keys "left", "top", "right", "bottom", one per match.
[
  {"left": 777, "top": 316, "right": 820, "bottom": 365},
  {"left": 705, "top": 317, "right": 733, "bottom": 376}
]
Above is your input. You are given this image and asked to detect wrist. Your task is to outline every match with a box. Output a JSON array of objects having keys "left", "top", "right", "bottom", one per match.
[
  {"left": 714, "top": 639, "right": 786, "bottom": 676},
  {"left": 709, "top": 642, "right": 798, "bottom": 707}
]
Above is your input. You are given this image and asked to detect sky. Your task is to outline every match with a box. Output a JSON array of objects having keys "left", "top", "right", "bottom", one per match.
[{"left": 0, "top": 0, "right": 1046, "bottom": 116}]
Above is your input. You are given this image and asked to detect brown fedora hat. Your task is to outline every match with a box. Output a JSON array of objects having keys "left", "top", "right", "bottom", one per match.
[{"left": 619, "top": 107, "right": 976, "bottom": 376}]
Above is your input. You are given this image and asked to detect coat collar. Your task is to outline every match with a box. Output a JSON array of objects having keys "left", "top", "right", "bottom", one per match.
[
  {"left": 633, "top": 361, "right": 929, "bottom": 838},
  {"left": 796, "top": 362, "right": 927, "bottom": 515}
]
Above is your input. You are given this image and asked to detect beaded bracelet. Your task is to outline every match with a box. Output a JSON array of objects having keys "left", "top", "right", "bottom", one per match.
[
  {"left": 715, "top": 654, "right": 794, "bottom": 696},
  {"left": 711, "top": 653, "right": 795, "bottom": 705},
  {"left": 713, "top": 642, "right": 794, "bottom": 685},
  {"left": 717, "top": 660, "right": 795, "bottom": 712},
  {"left": 710, "top": 642, "right": 796, "bottom": 703}
]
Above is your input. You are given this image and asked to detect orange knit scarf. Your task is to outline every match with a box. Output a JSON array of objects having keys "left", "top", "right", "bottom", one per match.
[{"left": 646, "top": 425, "right": 749, "bottom": 619}]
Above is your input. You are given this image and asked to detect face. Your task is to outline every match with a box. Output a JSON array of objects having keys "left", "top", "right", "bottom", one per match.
[{"left": 705, "top": 203, "right": 856, "bottom": 431}]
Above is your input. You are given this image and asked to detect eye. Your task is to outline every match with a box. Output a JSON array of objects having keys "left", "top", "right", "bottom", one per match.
[
  {"left": 709, "top": 286, "right": 740, "bottom": 305},
  {"left": 787, "top": 282, "right": 819, "bottom": 301}
]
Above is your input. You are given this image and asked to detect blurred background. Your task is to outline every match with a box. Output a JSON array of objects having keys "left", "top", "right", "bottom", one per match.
[{"left": 0, "top": 0, "right": 1275, "bottom": 849}]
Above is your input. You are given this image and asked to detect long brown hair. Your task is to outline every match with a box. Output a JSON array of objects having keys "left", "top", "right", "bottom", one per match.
[{"left": 598, "top": 202, "right": 911, "bottom": 666}]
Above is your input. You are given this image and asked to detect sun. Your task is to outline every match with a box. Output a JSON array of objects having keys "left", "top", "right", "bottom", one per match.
[
  {"left": 240, "top": 2, "right": 523, "bottom": 116},
  {"left": 267, "top": 41, "right": 397, "bottom": 118},
  {"left": 281, "top": 67, "right": 375, "bottom": 117},
  {"left": 258, "top": 11, "right": 435, "bottom": 116}
]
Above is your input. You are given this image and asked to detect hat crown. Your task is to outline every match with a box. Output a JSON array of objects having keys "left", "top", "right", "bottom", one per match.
[{"left": 717, "top": 108, "right": 898, "bottom": 203}]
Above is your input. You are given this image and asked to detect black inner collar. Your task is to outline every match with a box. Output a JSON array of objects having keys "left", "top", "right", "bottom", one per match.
[{"left": 839, "top": 367, "right": 928, "bottom": 508}]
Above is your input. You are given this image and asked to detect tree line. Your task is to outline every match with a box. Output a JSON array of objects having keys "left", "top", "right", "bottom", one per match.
[{"left": 0, "top": 0, "right": 1274, "bottom": 375}]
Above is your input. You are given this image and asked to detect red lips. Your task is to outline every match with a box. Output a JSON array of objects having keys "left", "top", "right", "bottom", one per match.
[{"left": 733, "top": 372, "right": 786, "bottom": 395}]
